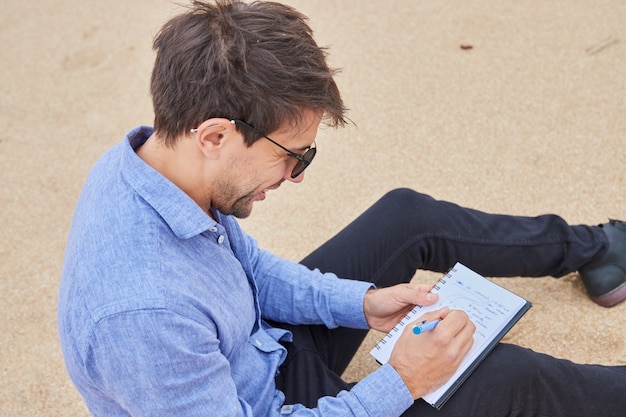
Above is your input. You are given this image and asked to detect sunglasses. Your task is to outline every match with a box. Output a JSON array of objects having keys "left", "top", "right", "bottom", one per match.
[{"left": 231, "top": 119, "right": 316, "bottom": 179}]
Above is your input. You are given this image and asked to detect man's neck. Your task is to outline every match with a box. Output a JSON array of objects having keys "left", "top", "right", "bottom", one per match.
[{"left": 136, "top": 133, "right": 212, "bottom": 213}]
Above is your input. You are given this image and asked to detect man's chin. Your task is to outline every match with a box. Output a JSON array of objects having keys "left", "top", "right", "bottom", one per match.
[
  {"left": 215, "top": 193, "right": 263, "bottom": 219},
  {"left": 232, "top": 209, "right": 253, "bottom": 219},
  {"left": 227, "top": 200, "right": 255, "bottom": 219}
]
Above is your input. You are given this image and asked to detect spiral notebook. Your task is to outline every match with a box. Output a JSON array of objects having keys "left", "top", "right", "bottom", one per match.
[{"left": 370, "top": 262, "right": 531, "bottom": 409}]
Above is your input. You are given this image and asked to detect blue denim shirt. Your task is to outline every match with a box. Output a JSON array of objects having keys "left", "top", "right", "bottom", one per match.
[{"left": 58, "top": 126, "right": 413, "bottom": 417}]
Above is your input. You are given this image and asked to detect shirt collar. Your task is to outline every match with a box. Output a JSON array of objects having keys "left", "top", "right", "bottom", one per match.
[{"left": 121, "top": 126, "right": 217, "bottom": 239}]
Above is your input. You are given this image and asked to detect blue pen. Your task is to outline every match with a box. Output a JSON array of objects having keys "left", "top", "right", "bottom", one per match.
[{"left": 412, "top": 319, "right": 441, "bottom": 334}]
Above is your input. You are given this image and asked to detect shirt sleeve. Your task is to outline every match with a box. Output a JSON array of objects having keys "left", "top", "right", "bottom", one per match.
[
  {"left": 226, "top": 220, "right": 373, "bottom": 329},
  {"left": 270, "top": 364, "right": 414, "bottom": 417},
  {"left": 307, "top": 364, "right": 415, "bottom": 416},
  {"left": 252, "top": 246, "right": 373, "bottom": 329}
]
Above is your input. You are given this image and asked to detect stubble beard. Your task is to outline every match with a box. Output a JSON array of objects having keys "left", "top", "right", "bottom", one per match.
[{"left": 209, "top": 172, "right": 260, "bottom": 219}]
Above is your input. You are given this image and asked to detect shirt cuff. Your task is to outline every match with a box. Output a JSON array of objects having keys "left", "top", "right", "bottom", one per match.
[
  {"left": 349, "top": 363, "right": 414, "bottom": 416},
  {"left": 328, "top": 277, "right": 374, "bottom": 329}
]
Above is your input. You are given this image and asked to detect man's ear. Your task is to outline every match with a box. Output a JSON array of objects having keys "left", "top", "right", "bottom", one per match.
[{"left": 193, "top": 118, "right": 238, "bottom": 158}]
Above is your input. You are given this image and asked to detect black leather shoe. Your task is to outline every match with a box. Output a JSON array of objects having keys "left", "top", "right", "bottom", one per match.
[{"left": 578, "top": 219, "right": 626, "bottom": 307}]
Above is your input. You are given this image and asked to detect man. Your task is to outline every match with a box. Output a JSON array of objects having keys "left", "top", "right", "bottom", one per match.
[{"left": 58, "top": 1, "right": 626, "bottom": 416}]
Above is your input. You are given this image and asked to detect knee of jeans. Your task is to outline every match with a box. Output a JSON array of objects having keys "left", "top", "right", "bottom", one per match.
[
  {"left": 371, "top": 188, "right": 442, "bottom": 237},
  {"left": 379, "top": 188, "right": 433, "bottom": 212}
]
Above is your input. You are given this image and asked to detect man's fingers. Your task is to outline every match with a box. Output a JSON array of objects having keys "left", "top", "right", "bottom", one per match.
[{"left": 401, "top": 283, "right": 438, "bottom": 306}]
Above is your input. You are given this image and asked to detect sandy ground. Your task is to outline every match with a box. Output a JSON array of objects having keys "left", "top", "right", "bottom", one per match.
[{"left": 1, "top": 1, "right": 624, "bottom": 415}]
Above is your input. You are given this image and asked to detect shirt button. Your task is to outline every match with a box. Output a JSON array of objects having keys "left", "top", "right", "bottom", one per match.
[
  {"left": 209, "top": 226, "right": 218, "bottom": 233},
  {"left": 217, "top": 235, "right": 225, "bottom": 244}
]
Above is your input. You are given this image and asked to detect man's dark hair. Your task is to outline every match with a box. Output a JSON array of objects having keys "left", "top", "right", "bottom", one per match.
[{"left": 151, "top": 0, "right": 347, "bottom": 146}]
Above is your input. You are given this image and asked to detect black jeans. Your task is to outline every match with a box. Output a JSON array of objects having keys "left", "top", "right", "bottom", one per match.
[{"left": 273, "top": 188, "right": 625, "bottom": 416}]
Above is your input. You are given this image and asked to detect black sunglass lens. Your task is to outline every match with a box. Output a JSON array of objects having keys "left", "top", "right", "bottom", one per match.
[
  {"left": 291, "top": 148, "right": 316, "bottom": 178},
  {"left": 291, "top": 162, "right": 304, "bottom": 178}
]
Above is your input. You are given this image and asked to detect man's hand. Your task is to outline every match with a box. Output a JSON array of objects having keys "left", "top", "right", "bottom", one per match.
[
  {"left": 363, "top": 284, "right": 438, "bottom": 333},
  {"left": 388, "top": 309, "right": 475, "bottom": 400}
]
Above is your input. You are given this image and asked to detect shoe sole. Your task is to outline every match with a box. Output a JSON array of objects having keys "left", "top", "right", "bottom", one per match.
[{"left": 591, "top": 281, "right": 626, "bottom": 307}]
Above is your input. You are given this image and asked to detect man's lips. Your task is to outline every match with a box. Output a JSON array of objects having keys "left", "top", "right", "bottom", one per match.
[{"left": 255, "top": 181, "right": 283, "bottom": 202}]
